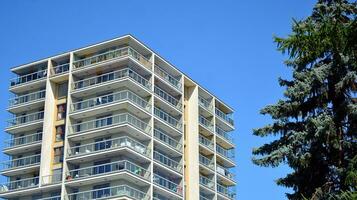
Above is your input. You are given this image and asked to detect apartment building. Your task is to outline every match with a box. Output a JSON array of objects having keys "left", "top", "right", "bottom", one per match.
[{"left": 0, "top": 35, "right": 236, "bottom": 200}]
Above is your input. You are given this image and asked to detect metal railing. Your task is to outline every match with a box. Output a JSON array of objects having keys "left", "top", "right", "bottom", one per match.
[
  {"left": 217, "top": 184, "right": 236, "bottom": 199},
  {"left": 41, "top": 173, "right": 62, "bottom": 185},
  {"left": 10, "top": 69, "right": 47, "bottom": 87},
  {"left": 199, "top": 175, "right": 215, "bottom": 190},
  {"left": 1, "top": 154, "right": 41, "bottom": 170},
  {"left": 199, "top": 135, "right": 214, "bottom": 150},
  {"left": 51, "top": 63, "right": 69, "bottom": 76},
  {"left": 39, "top": 196, "right": 61, "bottom": 200},
  {"left": 4, "top": 132, "right": 42, "bottom": 149},
  {"left": 199, "top": 154, "right": 214, "bottom": 170},
  {"left": 215, "top": 108, "right": 234, "bottom": 126},
  {"left": 198, "top": 96, "right": 213, "bottom": 111},
  {"left": 198, "top": 115, "right": 214, "bottom": 132},
  {"left": 7, "top": 111, "right": 44, "bottom": 128},
  {"left": 9, "top": 90, "right": 46, "bottom": 107},
  {"left": 153, "top": 151, "right": 182, "bottom": 173},
  {"left": 73, "top": 46, "right": 152, "bottom": 71},
  {"left": 154, "top": 86, "right": 181, "bottom": 111},
  {"left": 153, "top": 174, "right": 182, "bottom": 195},
  {"left": 200, "top": 195, "right": 211, "bottom": 200},
  {"left": 67, "top": 184, "right": 149, "bottom": 200},
  {"left": 71, "top": 90, "right": 150, "bottom": 113},
  {"left": 0, "top": 177, "right": 39, "bottom": 193},
  {"left": 215, "top": 126, "right": 234, "bottom": 144},
  {"left": 216, "top": 164, "right": 235, "bottom": 181},
  {"left": 73, "top": 68, "right": 151, "bottom": 91},
  {"left": 153, "top": 129, "right": 182, "bottom": 152},
  {"left": 66, "top": 160, "right": 150, "bottom": 181},
  {"left": 216, "top": 145, "right": 235, "bottom": 161},
  {"left": 154, "top": 65, "right": 181, "bottom": 90},
  {"left": 68, "top": 136, "right": 150, "bottom": 158},
  {"left": 70, "top": 113, "right": 151, "bottom": 135},
  {"left": 154, "top": 107, "right": 182, "bottom": 131}
]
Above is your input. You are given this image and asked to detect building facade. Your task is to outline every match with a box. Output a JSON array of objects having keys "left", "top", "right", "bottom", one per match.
[{"left": 1, "top": 35, "right": 236, "bottom": 200}]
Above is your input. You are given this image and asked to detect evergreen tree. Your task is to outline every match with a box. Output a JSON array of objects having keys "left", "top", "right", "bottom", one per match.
[{"left": 252, "top": 0, "right": 357, "bottom": 199}]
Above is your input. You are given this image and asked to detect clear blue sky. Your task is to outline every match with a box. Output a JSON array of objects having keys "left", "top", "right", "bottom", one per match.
[{"left": 0, "top": 0, "right": 316, "bottom": 199}]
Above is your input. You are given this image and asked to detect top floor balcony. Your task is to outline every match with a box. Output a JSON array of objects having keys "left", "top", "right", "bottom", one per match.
[
  {"left": 10, "top": 69, "right": 47, "bottom": 88},
  {"left": 73, "top": 46, "right": 152, "bottom": 72},
  {"left": 51, "top": 63, "right": 70, "bottom": 77}
]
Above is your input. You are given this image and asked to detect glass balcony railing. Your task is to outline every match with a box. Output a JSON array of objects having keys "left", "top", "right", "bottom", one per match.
[
  {"left": 216, "top": 164, "right": 235, "bottom": 181},
  {"left": 67, "top": 184, "right": 149, "bottom": 200},
  {"left": 4, "top": 132, "right": 42, "bottom": 149},
  {"left": 154, "top": 65, "right": 181, "bottom": 90},
  {"left": 217, "top": 184, "right": 236, "bottom": 199},
  {"left": 9, "top": 90, "right": 46, "bottom": 108},
  {"left": 199, "top": 154, "right": 214, "bottom": 170},
  {"left": 153, "top": 174, "right": 182, "bottom": 195},
  {"left": 153, "top": 151, "right": 182, "bottom": 173},
  {"left": 7, "top": 111, "right": 44, "bottom": 128},
  {"left": 215, "top": 126, "right": 234, "bottom": 144},
  {"left": 73, "top": 46, "right": 152, "bottom": 71},
  {"left": 1, "top": 154, "right": 41, "bottom": 170},
  {"left": 198, "top": 115, "right": 214, "bottom": 132},
  {"left": 216, "top": 145, "right": 235, "bottom": 162},
  {"left": 199, "top": 175, "right": 215, "bottom": 190},
  {"left": 154, "top": 107, "right": 182, "bottom": 131},
  {"left": 41, "top": 173, "right": 62, "bottom": 185},
  {"left": 73, "top": 68, "right": 151, "bottom": 91},
  {"left": 51, "top": 63, "right": 69, "bottom": 76},
  {"left": 215, "top": 108, "right": 234, "bottom": 126},
  {"left": 39, "top": 196, "right": 61, "bottom": 200},
  {"left": 0, "top": 177, "right": 39, "bottom": 193},
  {"left": 66, "top": 160, "right": 150, "bottom": 181},
  {"left": 154, "top": 87, "right": 181, "bottom": 111},
  {"left": 71, "top": 90, "right": 150, "bottom": 113},
  {"left": 199, "top": 135, "right": 214, "bottom": 150},
  {"left": 198, "top": 96, "right": 213, "bottom": 112},
  {"left": 70, "top": 113, "right": 151, "bottom": 135},
  {"left": 200, "top": 195, "right": 211, "bottom": 200},
  {"left": 68, "top": 136, "right": 150, "bottom": 158},
  {"left": 153, "top": 129, "right": 182, "bottom": 152},
  {"left": 10, "top": 69, "right": 47, "bottom": 87}
]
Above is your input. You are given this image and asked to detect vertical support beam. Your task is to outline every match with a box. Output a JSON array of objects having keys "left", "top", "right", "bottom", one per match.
[
  {"left": 149, "top": 53, "right": 155, "bottom": 199},
  {"left": 184, "top": 82, "right": 199, "bottom": 200}
]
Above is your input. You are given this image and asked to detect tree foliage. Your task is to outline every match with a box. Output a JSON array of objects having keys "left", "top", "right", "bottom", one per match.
[{"left": 252, "top": 0, "right": 357, "bottom": 199}]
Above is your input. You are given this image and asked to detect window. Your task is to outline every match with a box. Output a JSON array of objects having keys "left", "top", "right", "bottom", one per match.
[
  {"left": 57, "top": 104, "right": 66, "bottom": 120},
  {"left": 92, "top": 183, "right": 110, "bottom": 199},
  {"left": 57, "top": 82, "right": 68, "bottom": 98},
  {"left": 55, "top": 125, "right": 65, "bottom": 142},
  {"left": 94, "top": 137, "right": 112, "bottom": 151},
  {"left": 93, "top": 160, "right": 111, "bottom": 175},
  {"left": 53, "top": 147, "right": 64, "bottom": 164}
]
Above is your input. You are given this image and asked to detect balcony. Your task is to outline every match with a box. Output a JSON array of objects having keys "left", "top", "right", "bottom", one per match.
[
  {"left": 199, "top": 175, "right": 215, "bottom": 191},
  {"left": 153, "top": 174, "right": 182, "bottom": 196},
  {"left": 4, "top": 132, "right": 42, "bottom": 153},
  {"left": 154, "top": 65, "right": 181, "bottom": 91},
  {"left": 6, "top": 111, "right": 44, "bottom": 133},
  {"left": 73, "top": 46, "right": 152, "bottom": 71},
  {"left": 217, "top": 184, "right": 236, "bottom": 199},
  {"left": 154, "top": 129, "right": 182, "bottom": 153},
  {"left": 199, "top": 115, "right": 214, "bottom": 133},
  {"left": 154, "top": 86, "right": 182, "bottom": 111},
  {"left": 199, "top": 154, "right": 214, "bottom": 171},
  {"left": 1, "top": 154, "right": 41, "bottom": 173},
  {"left": 198, "top": 96, "right": 213, "bottom": 113},
  {"left": 215, "top": 108, "right": 234, "bottom": 127},
  {"left": 153, "top": 151, "right": 182, "bottom": 173},
  {"left": 66, "top": 160, "right": 150, "bottom": 184},
  {"left": 68, "top": 136, "right": 150, "bottom": 160},
  {"left": 39, "top": 196, "right": 61, "bottom": 200},
  {"left": 72, "top": 68, "right": 151, "bottom": 96},
  {"left": 216, "top": 145, "right": 235, "bottom": 163},
  {"left": 70, "top": 90, "right": 151, "bottom": 115},
  {"left": 216, "top": 164, "right": 235, "bottom": 185},
  {"left": 51, "top": 63, "right": 70, "bottom": 76},
  {"left": 199, "top": 135, "right": 214, "bottom": 152},
  {"left": 8, "top": 90, "right": 46, "bottom": 112},
  {"left": 215, "top": 126, "right": 234, "bottom": 148},
  {"left": 10, "top": 69, "right": 47, "bottom": 88},
  {"left": 0, "top": 177, "right": 39, "bottom": 194},
  {"left": 154, "top": 107, "right": 182, "bottom": 131},
  {"left": 41, "top": 173, "right": 63, "bottom": 185},
  {"left": 70, "top": 113, "right": 151, "bottom": 136},
  {"left": 67, "top": 184, "right": 149, "bottom": 200}
]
